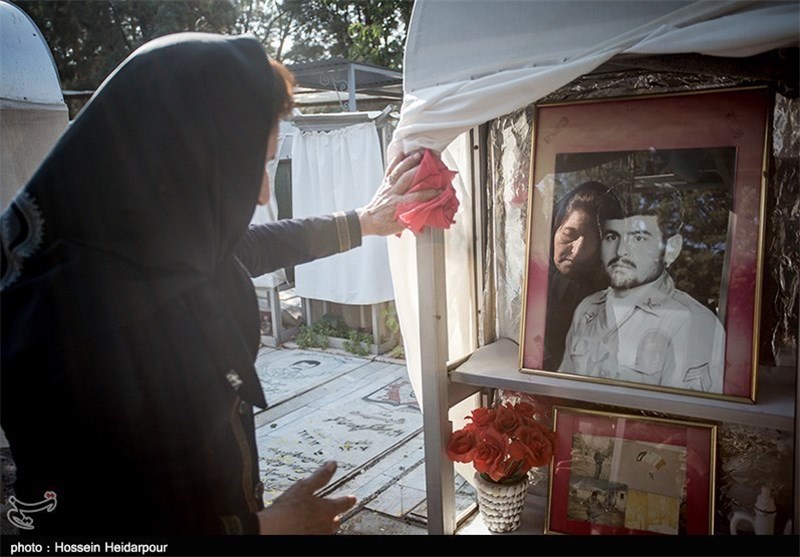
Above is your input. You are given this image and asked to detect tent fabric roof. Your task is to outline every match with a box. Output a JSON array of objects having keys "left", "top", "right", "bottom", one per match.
[
  {"left": 0, "top": 0, "right": 64, "bottom": 105},
  {"left": 390, "top": 0, "right": 800, "bottom": 155}
]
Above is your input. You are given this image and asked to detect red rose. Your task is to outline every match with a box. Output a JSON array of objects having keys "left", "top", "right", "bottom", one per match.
[
  {"left": 505, "top": 440, "right": 531, "bottom": 478},
  {"left": 469, "top": 407, "right": 496, "bottom": 428},
  {"left": 513, "top": 401, "right": 537, "bottom": 425},
  {"left": 472, "top": 428, "right": 508, "bottom": 482},
  {"left": 446, "top": 429, "right": 477, "bottom": 463},
  {"left": 447, "top": 403, "right": 558, "bottom": 483},
  {"left": 494, "top": 403, "right": 523, "bottom": 434},
  {"left": 516, "top": 424, "right": 554, "bottom": 468},
  {"left": 507, "top": 440, "right": 529, "bottom": 464}
]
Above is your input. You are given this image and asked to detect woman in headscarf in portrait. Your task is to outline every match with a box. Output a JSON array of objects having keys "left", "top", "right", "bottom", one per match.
[
  {"left": 542, "top": 181, "right": 615, "bottom": 371},
  {"left": 0, "top": 32, "right": 429, "bottom": 535}
]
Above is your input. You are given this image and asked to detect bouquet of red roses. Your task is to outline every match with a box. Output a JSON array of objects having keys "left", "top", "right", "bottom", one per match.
[{"left": 446, "top": 401, "right": 555, "bottom": 484}]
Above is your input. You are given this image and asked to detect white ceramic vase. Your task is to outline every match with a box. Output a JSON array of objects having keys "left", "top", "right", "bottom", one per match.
[{"left": 473, "top": 471, "right": 530, "bottom": 533}]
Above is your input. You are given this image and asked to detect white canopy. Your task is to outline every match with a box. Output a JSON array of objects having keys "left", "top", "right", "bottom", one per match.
[
  {"left": 388, "top": 0, "right": 800, "bottom": 411},
  {"left": 0, "top": 1, "right": 64, "bottom": 105},
  {"left": 0, "top": 0, "right": 69, "bottom": 210},
  {"left": 391, "top": 0, "right": 800, "bottom": 155}
]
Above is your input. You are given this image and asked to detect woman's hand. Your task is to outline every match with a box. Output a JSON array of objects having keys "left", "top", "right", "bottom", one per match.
[
  {"left": 357, "top": 151, "right": 439, "bottom": 237},
  {"left": 256, "top": 461, "right": 356, "bottom": 535}
]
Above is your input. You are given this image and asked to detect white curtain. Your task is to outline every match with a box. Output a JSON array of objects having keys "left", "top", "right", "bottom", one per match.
[
  {"left": 388, "top": 0, "right": 799, "bottom": 406},
  {"left": 292, "top": 122, "right": 394, "bottom": 304}
]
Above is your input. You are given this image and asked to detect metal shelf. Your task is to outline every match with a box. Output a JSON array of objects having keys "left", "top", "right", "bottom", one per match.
[{"left": 450, "top": 338, "right": 796, "bottom": 431}]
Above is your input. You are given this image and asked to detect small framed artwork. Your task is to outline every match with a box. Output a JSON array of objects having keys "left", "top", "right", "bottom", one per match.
[
  {"left": 546, "top": 406, "right": 716, "bottom": 535},
  {"left": 520, "top": 86, "right": 772, "bottom": 402}
]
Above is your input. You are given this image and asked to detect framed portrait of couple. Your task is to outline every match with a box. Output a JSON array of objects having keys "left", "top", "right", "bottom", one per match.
[
  {"left": 545, "top": 407, "right": 716, "bottom": 535},
  {"left": 520, "top": 86, "right": 771, "bottom": 403}
]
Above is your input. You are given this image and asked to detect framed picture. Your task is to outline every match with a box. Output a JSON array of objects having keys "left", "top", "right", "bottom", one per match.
[
  {"left": 520, "top": 87, "right": 771, "bottom": 402},
  {"left": 546, "top": 406, "right": 716, "bottom": 535}
]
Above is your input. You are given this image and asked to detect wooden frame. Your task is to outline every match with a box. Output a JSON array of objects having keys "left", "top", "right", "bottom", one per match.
[
  {"left": 520, "top": 87, "right": 772, "bottom": 402},
  {"left": 546, "top": 406, "right": 717, "bottom": 535}
]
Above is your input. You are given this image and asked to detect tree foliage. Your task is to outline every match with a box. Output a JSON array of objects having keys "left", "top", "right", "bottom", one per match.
[
  {"left": 17, "top": 0, "right": 237, "bottom": 91},
  {"left": 15, "top": 0, "right": 413, "bottom": 96},
  {"left": 280, "top": 0, "right": 412, "bottom": 68},
  {"left": 233, "top": 0, "right": 297, "bottom": 60}
]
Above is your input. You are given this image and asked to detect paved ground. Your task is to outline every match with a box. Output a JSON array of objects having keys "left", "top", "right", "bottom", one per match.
[{"left": 253, "top": 343, "right": 477, "bottom": 535}]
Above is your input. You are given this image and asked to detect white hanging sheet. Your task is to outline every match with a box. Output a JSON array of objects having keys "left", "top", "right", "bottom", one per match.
[
  {"left": 291, "top": 122, "right": 394, "bottom": 305},
  {"left": 389, "top": 0, "right": 799, "bottom": 411}
]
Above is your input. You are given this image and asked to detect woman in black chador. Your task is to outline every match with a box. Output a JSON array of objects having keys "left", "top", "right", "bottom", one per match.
[{"left": 1, "top": 32, "right": 431, "bottom": 535}]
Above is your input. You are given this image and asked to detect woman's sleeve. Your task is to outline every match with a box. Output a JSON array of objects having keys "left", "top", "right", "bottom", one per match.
[{"left": 236, "top": 211, "right": 362, "bottom": 278}]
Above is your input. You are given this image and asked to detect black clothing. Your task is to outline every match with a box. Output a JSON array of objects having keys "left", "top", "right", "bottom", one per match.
[
  {"left": 541, "top": 181, "right": 611, "bottom": 371},
  {"left": 0, "top": 33, "right": 359, "bottom": 535},
  {"left": 238, "top": 211, "right": 362, "bottom": 278},
  {"left": 542, "top": 264, "right": 606, "bottom": 370}
]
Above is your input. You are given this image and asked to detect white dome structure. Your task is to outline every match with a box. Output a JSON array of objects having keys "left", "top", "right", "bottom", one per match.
[{"left": 1, "top": 0, "right": 69, "bottom": 209}]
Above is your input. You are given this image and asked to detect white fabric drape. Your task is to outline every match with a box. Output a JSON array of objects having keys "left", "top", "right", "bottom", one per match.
[
  {"left": 292, "top": 122, "right": 394, "bottom": 304},
  {"left": 388, "top": 132, "right": 477, "bottom": 401},
  {"left": 388, "top": 0, "right": 799, "bottom": 407},
  {"left": 391, "top": 0, "right": 799, "bottom": 155}
]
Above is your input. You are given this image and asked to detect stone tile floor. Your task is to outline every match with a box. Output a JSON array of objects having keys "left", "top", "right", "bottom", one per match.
[{"left": 253, "top": 343, "right": 478, "bottom": 535}]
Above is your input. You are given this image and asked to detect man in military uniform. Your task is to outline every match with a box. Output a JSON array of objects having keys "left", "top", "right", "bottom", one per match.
[{"left": 558, "top": 185, "right": 725, "bottom": 393}]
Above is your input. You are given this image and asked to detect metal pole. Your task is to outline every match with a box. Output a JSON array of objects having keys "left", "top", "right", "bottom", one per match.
[
  {"left": 416, "top": 227, "right": 456, "bottom": 534},
  {"left": 347, "top": 63, "right": 356, "bottom": 112}
]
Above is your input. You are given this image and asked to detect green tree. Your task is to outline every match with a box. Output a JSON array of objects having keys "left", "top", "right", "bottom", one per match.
[
  {"left": 280, "top": 0, "right": 413, "bottom": 68},
  {"left": 16, "top": 0, "right": 237, "bottom": 92},
  {"left": 17, "top": 0, "right": 413, "bottom": 94},
  {"left": 233, "top": 0, "right": 298, "bottom": 60}
]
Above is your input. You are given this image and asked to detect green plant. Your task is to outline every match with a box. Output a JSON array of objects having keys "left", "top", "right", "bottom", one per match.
[
  {"left": 316, "top": 314, "right": 350, "bottom": 338},
  {"left": 382, "top": 302, "right": 404, "bottom": 359},
  {"left": 295, "top": 324, "right": 329, "bottom": 350},
  {"left": 382, "top": 303, "right": 400, "bottom": 337},
  {"left": 388, "top": 344, "right": 405, "bottom": 360},
  {"left": 295, "top": 314, "right": 375, "bottom": 357},
  {"left": 344, "top": 329, "right": 372, "bottom": 357}
]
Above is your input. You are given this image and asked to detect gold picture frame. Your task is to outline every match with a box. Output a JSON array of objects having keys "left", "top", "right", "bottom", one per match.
[
  {"left": 519, "top": 87, "right": 772, "bottom": 403},
  {"left": 546, "top": 406, "right": 717, "bottom": 535}
]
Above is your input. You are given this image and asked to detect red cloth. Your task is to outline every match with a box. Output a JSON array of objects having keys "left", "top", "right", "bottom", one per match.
[{"left": 394, "top": 149, "right": 459, "bottom": 234}]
